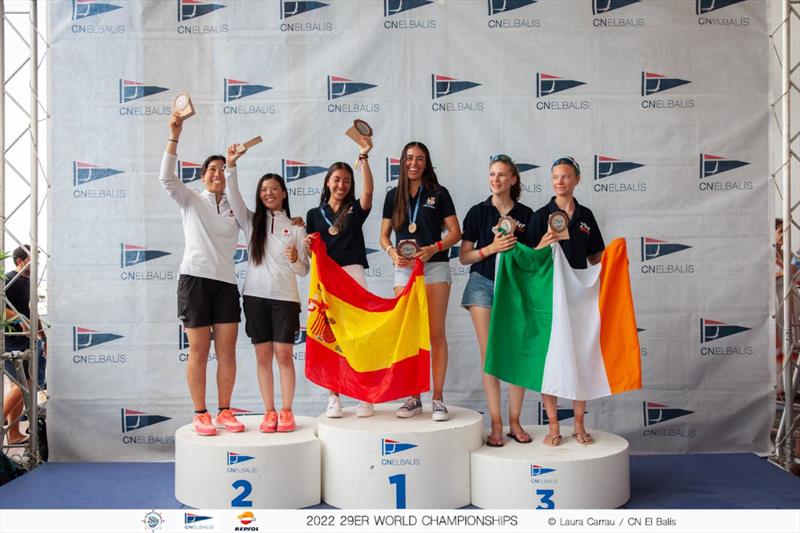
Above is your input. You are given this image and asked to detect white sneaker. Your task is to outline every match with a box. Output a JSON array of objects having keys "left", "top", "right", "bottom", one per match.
[
  {"left": 325, "top": 395, "right": 343, "bottom": 418},
  {"left": 356, "top": 401, "right": 374, "bottom": 418}
]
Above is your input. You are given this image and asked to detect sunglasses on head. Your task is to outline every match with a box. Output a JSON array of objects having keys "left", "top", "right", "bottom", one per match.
[
  {"left": 489, "top": 153, "right": 513, "bottom": 164},
  {"left": 551, "top": 156, "right": 580, "bottom": 176}
]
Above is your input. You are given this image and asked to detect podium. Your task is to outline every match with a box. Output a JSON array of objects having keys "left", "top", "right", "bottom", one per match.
[
  {"left": 318, "top": 404, "right": 483, "bottom": 509},
  {"left": 175, "top": 415, "right": 320, "bottom": 509},
  {"left": 470, "top": 426, "right": 630, "bottom": 509}
]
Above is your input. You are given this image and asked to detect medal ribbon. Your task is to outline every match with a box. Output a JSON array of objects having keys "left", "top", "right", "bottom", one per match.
[{"left": 408, "top": 187, "right": 423, "bottom": 228}]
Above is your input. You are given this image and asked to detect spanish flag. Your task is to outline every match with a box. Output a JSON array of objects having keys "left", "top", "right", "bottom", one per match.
[
  {"left": 485, "top": 239, "right": 641, "bottom": 400},
  {"left": 305, "top": 236, "right": 431, "bottom": 403}
]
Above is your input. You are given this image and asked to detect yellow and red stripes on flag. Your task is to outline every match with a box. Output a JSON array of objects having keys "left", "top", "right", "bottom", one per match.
[{"left": 305, "top": 236, "right": 430, "bottom": 403}]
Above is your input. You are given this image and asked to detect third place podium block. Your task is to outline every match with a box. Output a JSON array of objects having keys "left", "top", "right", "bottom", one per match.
[{"left": 318, "top": 404, "right": 483, "bottom": 509}]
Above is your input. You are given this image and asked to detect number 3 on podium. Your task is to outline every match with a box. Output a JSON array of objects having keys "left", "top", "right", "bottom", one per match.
[{"left": 536, "top": 488, "right": 555, "bottom": 509}]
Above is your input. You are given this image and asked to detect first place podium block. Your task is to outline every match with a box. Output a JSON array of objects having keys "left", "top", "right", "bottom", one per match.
[
  {"left": 318, "top": 404, "right": 483, "bottom": 509},
  {"left": 175, "top": 415, "right": 320, "bottom": 509}
]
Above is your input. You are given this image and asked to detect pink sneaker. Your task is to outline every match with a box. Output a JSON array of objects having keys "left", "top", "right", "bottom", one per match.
[
  {"left": 277, "top": 410, "right": 295, "bottom": 432},
  {"left": 214, "top": 409, "right": 245, "bottom": 433},
  {"left": 192, "top": 412, "right": 216, "bottom": 436},
  {"left": 259, "top": 411, "right": 278, "bottom": 433}
]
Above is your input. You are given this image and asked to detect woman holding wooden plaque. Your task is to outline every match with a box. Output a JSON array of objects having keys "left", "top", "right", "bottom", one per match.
[
  {"left": 527, "top": 156, "right": 605, "bottom": 446},
  {"left": 305, "top": 136, "right": 375, "bottom": 418},
  {"left": 379, "top": 142, "right": 461, "bottom": 421},
  {"left": 160, "top": 112, "right": 245, "bottom": 437},
  {"left": 459, "top": 154, "right": 534, "bottom": 447}
]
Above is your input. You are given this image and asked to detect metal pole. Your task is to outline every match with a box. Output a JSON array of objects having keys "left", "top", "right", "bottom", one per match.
[
  {"left": 0, "top": 0, "right": 6, "bottom": 432},
  {"left": 780, "top": 0, "right": 795, "bottom": 467},
  {"left": 27, "top": 0, "right": 38, "bottom": 462}
]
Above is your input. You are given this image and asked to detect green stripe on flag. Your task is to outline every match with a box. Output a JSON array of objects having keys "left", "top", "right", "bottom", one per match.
[{"left": 485, "top": 243, "right": 553, "bottom": 391}]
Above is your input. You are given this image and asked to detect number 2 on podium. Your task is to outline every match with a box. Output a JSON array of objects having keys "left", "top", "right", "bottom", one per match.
[
  {"left": 232, "top": 479, "right": 253, "bottom": 507},
  {"left": 388, "top": 474, "right": 407, "bottom": 509}
]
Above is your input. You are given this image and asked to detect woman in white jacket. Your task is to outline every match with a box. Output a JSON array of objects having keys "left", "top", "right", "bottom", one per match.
[
  {"left": 160, "top": 113, "right": 245, "bottom": 437},
  {"left": 225, "top": 144, "right": 309, "bottom": 433}
]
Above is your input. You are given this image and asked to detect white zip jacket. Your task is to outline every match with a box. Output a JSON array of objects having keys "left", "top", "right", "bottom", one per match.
[
  {"left": 160, "top": 152, "right": 240, "bottom": 284},
  {"left": 225, "top": 167, "right": 309, "bottom": 303}
]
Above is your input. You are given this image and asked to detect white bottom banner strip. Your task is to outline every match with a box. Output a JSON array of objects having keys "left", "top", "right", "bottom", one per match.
[{"left": 1, "top": 509, "right": 798, "bottom": 533}]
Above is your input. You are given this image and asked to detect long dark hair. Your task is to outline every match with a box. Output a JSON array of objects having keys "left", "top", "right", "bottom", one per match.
[
  {"left": 319, "top": 162, "right": 356, "bottom": 234},
  {"left": 249, "top": 173, "right": 291, "bottom": 266},
  {"left": 392, "top": 141, "right": 440, "bottom": 231}
]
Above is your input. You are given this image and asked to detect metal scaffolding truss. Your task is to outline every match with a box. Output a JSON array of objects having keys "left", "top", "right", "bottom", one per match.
[
  {"left": 772, "top": 0, "right": 800, "bottom": 473},
  {"left": 1, "top": 0, "right": 48, "bottom": 469}
]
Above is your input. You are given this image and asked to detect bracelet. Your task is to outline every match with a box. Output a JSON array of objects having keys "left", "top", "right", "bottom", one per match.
[
  {"left": 478, "top": 248, "right": 486, "bottom": 259},
  {"left": 358, "top": 154, "right": 369, "bottom": 160},
  {"left": 168, "top": 139, "right": 178, "bottom": 143},
  {"left": 436, "top": 240, "right": 444, "bottom": 252},
  {"left": 386, "top": 246, "right": 395, "bottom": 256}
]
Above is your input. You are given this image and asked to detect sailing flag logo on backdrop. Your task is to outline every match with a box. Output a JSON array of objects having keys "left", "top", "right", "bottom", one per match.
[
  {"left": 120, "top": 244, "right": 170, "bottom": 268},
  {"left": 178, "top": 161, "right": 202, "bottom": 184},
  {"left": 224, "top": 79, "right": 271, "bottom": 102},
  {"left": 327, "top": 76, "right": 377, "bottom": 100},
  {"left": 118, "top": 80, "right": 168, "bottom": 103},
  {"left": 282, "top": 1, "right": 328, "bottom": 19},
  {"left": 640, "top": 237, "right": 690, "bottom": 261},
  {"left": 72, "top": 0, "right": 121, "bottom": 20},
  {"left": 641, "top": 72, "right": 691, "bottom": 96},
  {"left": 592, "top": 0, "right": 640, "bottom": 15},
  {"left": 305, "top": 236, "right": 430, "bottom": 403},
  {"left": 699, "top": 154, "right": 749, "bottom": 178},
  {"left": 643, "top": 402, "right": 693, "bottom": 426},
  {"left": 385, "top": 0, "right": 432, "bottom": 16},
  {"left": 594, "top": 155, "right": 644, "bottom": 180},
  {"left": 488, "top": 0, "right": 537, "bottom": 16},
  {"left": 282, "top": 160, "right": 327, "bottom": 182},
  {"left": 696, "top": 0, "right": 746, "bottom": 15},
  {"left": 700, "top": 319, "right": 750, "bottom": 343},
  {"left": 536, "top": 73, "right": 585, "bottom": 98},
  {"left": 485, "top": 239, "right": 641, "bottom": 400},
  {"left": 178, "top": 0, "right": 225, "bottom": 22},
  {"left": 431, "top": 74, "right": 480, "bottom": 99},
  {"left": 73, "top": 327, "right": 123, "bottom": 351},
  {"left": 73, "top": 161, "right": 122, "bottom": 186},
  {"left": 120, "top": 408, "right": 170, "bottom": 433}
]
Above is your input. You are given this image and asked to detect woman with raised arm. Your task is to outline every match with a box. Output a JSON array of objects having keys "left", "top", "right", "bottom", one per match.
[
  {"left": 225, "top": 144, "right": 309, "bottom": 433},
  {"left": 305, "top": 138, "right": 375, "bottom": 418},
  {"left": 160, "top": 112, "right": 244, "bottom": 436}
]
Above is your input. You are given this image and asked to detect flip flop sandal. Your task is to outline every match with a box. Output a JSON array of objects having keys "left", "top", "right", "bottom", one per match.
[
  {"left": 485, "top": 435, "right": 504, "bottom": 447},
  {"left": 507, "top": 431, "right": 532, "bottom": 444},
  {"left": 543, "top": 434, "right": 562, "bottom": 447},
  {"left": 572, "top": 432, "right": 595, "bottom": 445}
]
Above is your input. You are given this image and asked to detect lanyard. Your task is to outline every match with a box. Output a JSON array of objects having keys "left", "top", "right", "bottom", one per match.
[{"left": 408, "top": 187, "right": 423, "bottom": 229}]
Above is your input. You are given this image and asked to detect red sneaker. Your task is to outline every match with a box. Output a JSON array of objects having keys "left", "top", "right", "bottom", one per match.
[
  {"left": 259, "top": 410, "right": 278, "bottom": 433},
  {"left": 214, "top": 409, "right": 245, "bottom": 433},
  {"left": 192, "top": 412, "right": 216, "bottom": 436},
  {"left": 277, "top": 410, "right": 295, "bottom": 432}
]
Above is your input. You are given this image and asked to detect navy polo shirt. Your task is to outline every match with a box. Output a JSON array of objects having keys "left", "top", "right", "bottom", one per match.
[
  {"left": 527, "top": 197, "right": 605, "bottom": 269},
  {"left": 462, "top": 197, "right": 534, "bottom": 281},
  {"left": 306, "top": 200, "right": 371, "bottom": 269},
  {"left": 382, "top": 185, "right": 457, "bottom": 263}
]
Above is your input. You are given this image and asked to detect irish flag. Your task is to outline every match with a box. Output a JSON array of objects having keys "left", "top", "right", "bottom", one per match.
[
  {"left": 485, "top": 238, "right": 641, "bottom": 400},
  {"left": 305, "top": 236, "right": 430, "bottom": 403}
]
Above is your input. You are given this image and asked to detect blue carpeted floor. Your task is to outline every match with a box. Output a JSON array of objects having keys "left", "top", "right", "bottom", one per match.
[{"left": 1, "top": 454, "right": 798, "bottom": 509}]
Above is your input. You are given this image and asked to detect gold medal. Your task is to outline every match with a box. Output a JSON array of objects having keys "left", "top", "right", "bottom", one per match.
[{"left": 328, "top": 226, "right": 339, "bottom": 236}]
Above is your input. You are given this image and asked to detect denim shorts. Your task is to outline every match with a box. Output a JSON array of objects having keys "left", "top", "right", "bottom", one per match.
[
  {"left": 461, "top": 271, "right": 494, "bottom": 309},
  {"left": 393, "top": 261, "right": 451, "bottom": 288}
]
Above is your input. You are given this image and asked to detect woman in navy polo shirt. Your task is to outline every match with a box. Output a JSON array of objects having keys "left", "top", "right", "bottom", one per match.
[
  {"left": 380, "top": 141, "right": 462, "bottom": 421},
  {"left": 528, "top": 156, "right": 605, "bottom": 447},
  {"left": 459, "top": 154, "right": 534, "bottom": 447},
  {"left": 306, "top": 138, "right": 375, "bottom": 419}
]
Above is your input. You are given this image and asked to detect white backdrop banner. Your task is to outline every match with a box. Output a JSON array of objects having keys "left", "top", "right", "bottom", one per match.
[{"left": 46, "top": 0, "right": 773, "bottom": 460}]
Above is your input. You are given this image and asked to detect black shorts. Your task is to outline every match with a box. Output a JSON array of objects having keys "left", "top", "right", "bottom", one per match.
[
  {"left": 242, "top": 295, "right": 301, "bottom": 344},
  {"left": 177, "top": 274, "right": 241, "bottom": 328}
]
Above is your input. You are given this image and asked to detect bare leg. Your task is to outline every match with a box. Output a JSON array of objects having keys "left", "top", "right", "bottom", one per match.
[
  {"left": 426, "top": 282, "right": 450, "bottom": 401},
  {"left": 469, "top": 306, "right": 503, "bottom": 442},
  {"left": 212, "top": 322, "right": 238, "bottom": 409},
  {"left": 274, "top": 342, "right": 296, "bottom": 411},
  {"left": 185, "top": 326, "right": 212, "bottom": 411},
  {"left": 254, "top": 342, "right": 275, "bottom": 412},
  {"left": 542, "top": 393, "right": 560, "bottom": 439}
]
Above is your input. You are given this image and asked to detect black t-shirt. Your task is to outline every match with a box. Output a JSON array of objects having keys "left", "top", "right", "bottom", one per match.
[
  {"left": 382, "top": 185, "right": 457, "bottom": 263},
  {"left": 5, "top": 271, "right": 30, "bottom": 351},
  {"left": 306, "top": 200, "right": 371, "bottom": 269},
  {"left": 462, "top": 197, "right": 534, "bottom": 281},
  {"left": 527, "top": 197, "right": 605, "bottom": 269}
]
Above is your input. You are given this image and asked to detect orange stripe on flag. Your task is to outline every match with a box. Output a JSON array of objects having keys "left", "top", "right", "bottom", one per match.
[{"left": 598, "top": 239, "right": 642, "bottom": 394}]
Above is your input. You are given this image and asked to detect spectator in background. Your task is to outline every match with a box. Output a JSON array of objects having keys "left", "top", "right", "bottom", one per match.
[{"left": 3, "top": 245, "right": 46, "bottom": 445}]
